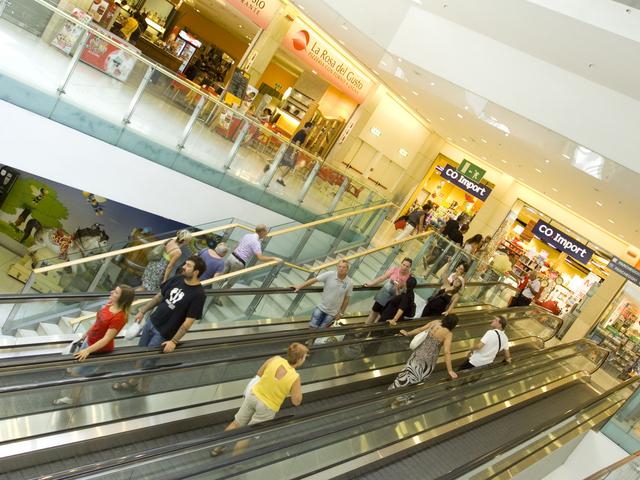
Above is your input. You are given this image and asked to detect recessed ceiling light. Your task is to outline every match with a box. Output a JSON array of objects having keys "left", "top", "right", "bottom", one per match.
[
  {"left": 566, "top": 204, "right": 572, "bottom": 208},
  {"left": 501, "top": 159, "right": 508, "bottom": 164},
  {"left": 411, "top": 90, "right": 419, "bottom": 95},
  {"left": 398, "top": 57, "right": 403, "bottom": 63},
  {"left": 401, "top": 95, "right": 407, "bottom": 100},
  {"left": 312, "top": 69, "right": 317, "bottom": 74},
  {"left": 464, "top": 106, "right": 469, "bottom": 110},
  {"left": 456, "top": 113, "right": 463, "bottom": 119},
  {"left": 446, "top": 137, "right": 453, "bottom": 141},
  {"left": 552, "top": 187, "right": 558, "bottom": 192},
  {"left": 620, "top": 234, "right": 625, "bottom": 239},
  {"left": 341, "top": 24, "right": 349, "bottom": 30},
  {"left": 481, "top": 156, "right": 487, "bottom": 160},
  {"left": 399, "top": 148, "right": 409, "bottom": 157},
  {"left": 504, "top": 133, "right": 509, "bottom": 137},
  {"left": 430, "top": 81, "right": 435, "bottom": 86},
  {"left": 545, "top": 159, "right": 550, "bottom": 164},
  {"left": 439, "top": 117, "right": 445, "bottom": 121},
  {"left": 535, "top": 168, "right": 542, "bottom": 173},
  {"left": 372, "top": 69, "right": 379, "bottom": 75},
  {"left": 562, "top": 153, "right": 571, "bottom": 159},
  {"left": 596, "top": 201, "right": 603, "bottom": 207},
  {"left": 480, "top": 138, "right": 487, "bottom": 144},
  {"left": 338, "top": 40, "right": 345, "bottom": 45},
  {"left": 298, "top": 4, "right": 305, "bottom": 10},
  {"left": 370, "top": 127, "right": 382, "bottom": 137},
  {"left": 196, "top": 8, "right": 200, "bottom": 12},
  {"left": 608, "top": 219, "right": 615, "bottom": 224},
  {"left": 461, "top": 138, "right": 468, "bottom": 142},
  {"left": 238, "top": 24, "right": 243, "bottom": 29}
]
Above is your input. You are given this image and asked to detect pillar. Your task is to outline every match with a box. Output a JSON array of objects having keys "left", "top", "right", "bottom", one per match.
[{"left": 466, "top": 172, "right": 518, "bottom": 237}]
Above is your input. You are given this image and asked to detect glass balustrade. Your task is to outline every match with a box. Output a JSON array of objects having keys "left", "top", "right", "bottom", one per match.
[{"left": 0, "top": 0, "right": 390, "bottom": 218}]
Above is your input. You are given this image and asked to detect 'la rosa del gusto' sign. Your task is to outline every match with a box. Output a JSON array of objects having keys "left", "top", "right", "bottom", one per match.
[
  {"left": 283, "top": 18, "right": 373, "bottom": 103},
  {"left": 227, "top": 0, "right": 280, "bottom": 30}
]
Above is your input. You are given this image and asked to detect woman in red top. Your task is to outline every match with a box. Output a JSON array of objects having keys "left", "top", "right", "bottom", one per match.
[
  {"left": 75, "top": 284, "right": 135, "bottom": 361},
  {"left": 54, "top": 285, "right": 135, "bottom": 405}
]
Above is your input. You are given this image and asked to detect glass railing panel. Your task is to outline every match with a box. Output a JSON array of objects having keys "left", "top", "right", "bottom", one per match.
[{"left": 601, "top": 381, "right": 640, "bottom": 454}]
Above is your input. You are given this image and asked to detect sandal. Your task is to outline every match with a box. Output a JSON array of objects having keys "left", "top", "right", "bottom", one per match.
[{"left": 112, "top": 381, "right": 137, "bottom": 392}]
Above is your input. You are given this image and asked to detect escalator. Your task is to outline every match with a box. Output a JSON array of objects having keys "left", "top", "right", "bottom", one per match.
[
  {"left": 0, "top": 300, "right": 559, "bottom": 478},
  {"left": 4, "top": 339, "right": 622, "bottom": 480}
]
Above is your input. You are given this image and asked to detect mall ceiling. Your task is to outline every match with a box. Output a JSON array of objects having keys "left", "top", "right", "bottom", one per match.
[{"left": 294, "top": 0, "right": 640, "bottom": 249}]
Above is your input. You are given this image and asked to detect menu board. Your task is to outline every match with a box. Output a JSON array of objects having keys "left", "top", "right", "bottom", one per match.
[{"left": 227, "top": 69, "right": 249, "bottom": 102}]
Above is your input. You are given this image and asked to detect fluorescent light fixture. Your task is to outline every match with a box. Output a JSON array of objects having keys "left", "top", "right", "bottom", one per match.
[
  {"left": 562, "top": 153, "right": 571, "bottom": 159},
  {"left": 341, "top": 24, "right": 349, "bottom": 30},
  {"left": 596, "top": 201, "right": 603, "bottom": 207},
  {"left": 457, "top": 113, "right": 463, "bottom": 119},
  {"left": 446, "top": 137, "right": 453, "bottom": 141},
  {"left": 429, "top": 82, "right": 435, "bottom": 86},
  {"left": 480, "top": 138, "right": 487, "bottom": 143},
  {"left": 439, "top": 117, "right": 445, "bottom": 121},
  {"left": 338, "top": 40, "right": 345, "bottom": 45},
  {"left": 566, "top": 204, "right": 572, "bottom": 208},
  {"left": 461, "top": 138, "right": 468, "bottom": 142},
  {"left": 370, "top": 127, "right": 382, "bottom": 137},
  {"left": 311, "top": 69, "right": 317, "bottom": 74},
  {"left": 372, "top": 69, "right": 379, "bottom": 75},
  {"left": 399, "top": 148, "right": 409, "bottom": 157},
  {"left": 481, "top": 156, "right": 487, "bottom": 160},
  {"left": 505, "top": 133, "right": 509, "bottom": 137},
  {"left": 238, "top": 24, "right": 243, "bottom": 29},
  {"left": 297, "top": 3, "right": 305, "bottom": 10},
  {"left": 552, "top": 187, "right": 558, "bottom": 192},
  {"left": 411, "top": 90, "right": 419, "bottom": 96},
  {"left": 501, "top": 159, "right": 508, "bottom": 164},
  {"left": 464, "top": 106, "right": 469, "bottom": 110},
  {"left": 545, "top": 159, "right": 550, "bottom": 164},
  {"left": 425, "top": 118, "right": 432, "bottom": 122},
  {"left": 608, "top": 219, "right": 615, "bottom": 224},
  {"left": 535, "top": 168, "right": 542, "bottom": 173},
  {"left": 401, "top": 95, "right": 407, "bottom": 100}
]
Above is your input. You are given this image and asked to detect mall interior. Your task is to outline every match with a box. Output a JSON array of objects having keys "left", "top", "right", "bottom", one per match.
[{"left": 0, "top": 0, "right": 639, "bottom": 478}]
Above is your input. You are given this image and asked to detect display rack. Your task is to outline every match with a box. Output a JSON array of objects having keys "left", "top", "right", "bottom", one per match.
[{"left": 281, "top": 89, "right": 313, "bottom": 120}]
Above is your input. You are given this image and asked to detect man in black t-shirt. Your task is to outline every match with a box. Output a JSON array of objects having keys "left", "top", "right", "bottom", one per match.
[{"left": 135, "top": 255, "right": 206, "bottom": 354}]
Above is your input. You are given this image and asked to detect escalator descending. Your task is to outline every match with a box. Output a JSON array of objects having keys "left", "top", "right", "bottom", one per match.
[
  {"left": 0, "top": 309, "right": 562, "bottom": 477},
  {"left": 10, "top": 339, "right": 611, "bottom": 480}
]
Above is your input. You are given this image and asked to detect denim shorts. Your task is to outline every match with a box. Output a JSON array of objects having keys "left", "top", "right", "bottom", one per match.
[{"left": 309, "top": 306, "right": 335, "bottom": 329}]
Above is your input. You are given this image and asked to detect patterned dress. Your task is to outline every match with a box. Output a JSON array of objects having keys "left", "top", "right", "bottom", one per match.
[{"left": 390, "top": 328, "right": 442, "bottom": 389}]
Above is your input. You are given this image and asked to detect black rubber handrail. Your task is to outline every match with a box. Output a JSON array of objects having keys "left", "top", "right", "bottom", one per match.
[
  {"left": 438, "top": 375, "right": 640, "bottom": 480},
  {"left": 0, "top": 281, "right": 518, "bottom": 303},
  {"left": 0, "top": 306, "right": 553, "bottom": 373},
  {"left": 32, "top": 340, "right": 599, "bottom": 480}
]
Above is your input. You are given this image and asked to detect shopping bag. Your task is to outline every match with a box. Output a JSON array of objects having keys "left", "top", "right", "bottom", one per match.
[
  {"left": 62, "top": 336, "right": 83, "bottom": 355},
  {"left": 409, "top": 330, "right": 427, "bottom": 350},
  {"left": 124, "top": 321, "right": 143, "bottom": 340}
]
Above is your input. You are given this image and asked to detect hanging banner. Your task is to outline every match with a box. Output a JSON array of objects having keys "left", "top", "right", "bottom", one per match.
[
  {"left": 227, "top": 0, "right": 281, "bottom": 30},
  {"left": 283, "top": 18, "right": 373, "bottom": 103},
  {"left": 532, "top": 220, "right": 594, "bottom": 264},
  {"left": 441, "top": 164, "right": 492, "bottom": 201},
  {"left": 608, "top": 257, "right": 640, "bottom": 286}
]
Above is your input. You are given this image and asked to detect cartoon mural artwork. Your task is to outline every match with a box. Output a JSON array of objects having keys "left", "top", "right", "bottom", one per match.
[{"left": 0, "top": 165, "right": 188, "bottom": 293}]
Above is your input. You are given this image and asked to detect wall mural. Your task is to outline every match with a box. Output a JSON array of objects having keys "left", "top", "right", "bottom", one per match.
[{"left": 0, "top": 164, "right": 189, "bottom": 294}]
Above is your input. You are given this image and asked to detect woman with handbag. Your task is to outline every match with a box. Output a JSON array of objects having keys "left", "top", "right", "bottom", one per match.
[
  {"left": 363, "top": 258, "right": 413, "bottom": 324},
  {"left": 389, "top": 314, "right": 459, "bottom": 393},
  {"left": 422, "top": 258, "right": 468, "bottom": 317},
  {"left": 54, "top": 285, "right": 135, "bottom": 405},
  {"left": 139, "top": 229, "right": 192, "bottom": 292}
]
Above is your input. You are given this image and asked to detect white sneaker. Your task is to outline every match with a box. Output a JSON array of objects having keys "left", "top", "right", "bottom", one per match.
[{"left": 53, "top": 396, "right": 73, "bottom": 406}]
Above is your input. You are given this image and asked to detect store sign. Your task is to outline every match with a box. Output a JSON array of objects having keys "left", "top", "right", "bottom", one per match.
[
  {"left": 441, "top": 164, "right": 492, "bottom": 201},
  {"left": 532, "top": 220, "right": 593, "bottom": 264},
  {"left": 283, "top": 18, "right": 373, "bottom": 103},
  {"left": 458, "top": 159, "right": 485, "bottom": 182},
  {"left": 608, "top": 257, "right": 640, "bottom": 286},
  {"left": 227, "top": 0, "right": 280, "bottom": 30}
]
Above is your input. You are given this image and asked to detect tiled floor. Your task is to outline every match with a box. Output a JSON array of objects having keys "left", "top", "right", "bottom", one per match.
[{"left": 0, "top": 17, "right": 377, "bottom": 217}]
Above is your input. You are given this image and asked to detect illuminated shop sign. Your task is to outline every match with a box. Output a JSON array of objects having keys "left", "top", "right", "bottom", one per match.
[
  {"left": 441, "top": 164, "right": 492, "bottom": 201},
  {"left": 227, "top": 0, "right": 281, "bottom": 29},
  {"left": 608, "top": 257, "right": 640, "bottom": 286},
  {"left": 283, "top": 18, "right": 373, "bottom": 103},
  {"left": 532, "top": 220, "right": 594, "bottom": 264}
]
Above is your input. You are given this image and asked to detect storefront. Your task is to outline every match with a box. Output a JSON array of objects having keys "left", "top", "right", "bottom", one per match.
[
  {"left": 495, "top": 202, "right": 611, "bottom": 316},
  {"left": 591, "top": 282, "right": 640, "bottom": 379},
  {"left": 402, "top": 154, "right": 494, "bottom": 229}
]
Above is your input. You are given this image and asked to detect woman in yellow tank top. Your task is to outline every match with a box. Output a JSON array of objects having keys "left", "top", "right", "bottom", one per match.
[{"left": 212, "top": 343, "right": 309, "bottom": 456}]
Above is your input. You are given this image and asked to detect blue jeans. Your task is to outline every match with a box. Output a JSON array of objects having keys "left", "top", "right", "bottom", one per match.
[
  {"left": 138, "top": 320, "right": 166, "bottom": 348},
  {"left": 309, "top": 307, "right": 335, "bottom": 329}
]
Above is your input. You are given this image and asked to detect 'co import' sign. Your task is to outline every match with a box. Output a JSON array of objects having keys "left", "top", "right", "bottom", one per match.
[
  {"left": 533, "top": 220, "right": 593, "bottom": 264},
  {"left": 441, "top": 164, "right": 492, "bottom": 201}
]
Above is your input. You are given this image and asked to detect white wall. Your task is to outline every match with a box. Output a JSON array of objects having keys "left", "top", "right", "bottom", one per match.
[{"left": 0, "top": 100, "right": 291, "bottom": 228}]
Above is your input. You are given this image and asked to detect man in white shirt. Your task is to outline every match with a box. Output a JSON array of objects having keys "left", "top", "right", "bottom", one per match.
[
  {"left": 511, "top": 270, "right": 541, "bottom": 307},
  {"left": 457, "top": 316, "right": 511, "bottom": 371}
]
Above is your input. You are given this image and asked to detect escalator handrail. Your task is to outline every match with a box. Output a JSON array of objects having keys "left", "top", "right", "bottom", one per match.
[
  {"left": 583, "top": 451, "right": 640, "bottom": 480},
  {"left": 33, "top": 341, "right": 599, "bottom": 480},
  {"left": 0, "top": 306, "right": 556, "bottom": 373},
  {"left": 0, "top": 311, "right": 558, "bottom": 392},
  {"left": 0, "top": 281, "right": 517, "bottom": 304},
  {"left": 33, "top": 202, "right": 394, "bottom": 274},
  {"left": 438, "top": 375, "right": 640, "bottom": 480}
]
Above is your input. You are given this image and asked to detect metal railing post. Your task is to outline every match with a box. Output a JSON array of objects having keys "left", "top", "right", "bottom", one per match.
[
  {"left": 327, "top": 177, "right": 349, "bottom": 213},
  {"left": 328, "top": 215, "right": 356, "bottom": 253},
  {"left": 288, "top": 228, "right": 315, "bottom": 265},
  {"left": 57, "top": 30, "right": 89, "bottom": 94},
  {"left": 177, "top": 96, "right": 206, "bottom": 150},
  {"left": 285, "top": 271, "right": 316, "bottom": 316},
  {"left": 122, "top": 64, "right": 155, "bottom": 125},
  {"left": 350, "top": 191, "right": 375, "bottom": 233},
  {"left": 297, "top": 161, "right": 321, "bottom": 204},
  {"left": 85, "top": 259, "right": 111, "bottom": 293},
  {"left": 364, "top": 207, "right": 389, "bottom": 244},
  {"left": 244, "top": 263, "right": 284, "bottom": 317},
  {"left": 261, "top": 144, "right": 287, "bottom": 187},
  {"left": 224, "top": 120, "right": 251, "bottom": 170},
  {"left": 376, "top": 244, "right": 403, "bottom": 276}
]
